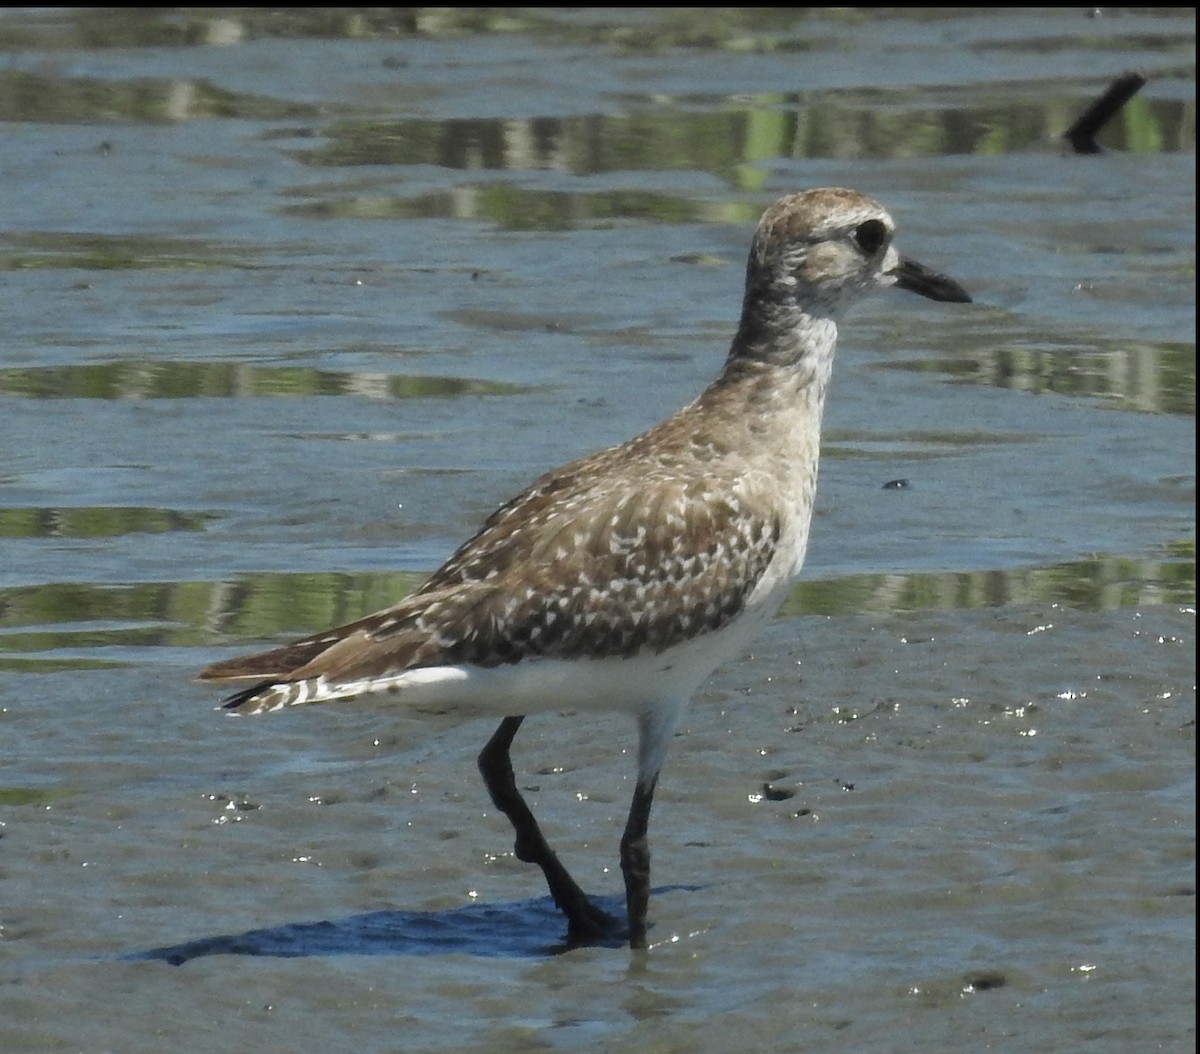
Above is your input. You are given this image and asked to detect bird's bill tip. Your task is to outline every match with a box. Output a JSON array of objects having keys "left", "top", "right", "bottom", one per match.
[{"left": 893, "top": 257, "right": 972, "bottom": 304}]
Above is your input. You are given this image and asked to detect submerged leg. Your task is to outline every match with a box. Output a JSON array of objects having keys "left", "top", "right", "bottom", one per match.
[
  {"left": 619, "top": 777, "right": 658, "bottom": 950},
  {"left": 477, "top": 715, "right": 618, "bottom": 944}
]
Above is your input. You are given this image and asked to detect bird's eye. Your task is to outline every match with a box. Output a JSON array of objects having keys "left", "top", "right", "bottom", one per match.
[{"left": 853, "top": 219, "right": 888, "bottom": 255}]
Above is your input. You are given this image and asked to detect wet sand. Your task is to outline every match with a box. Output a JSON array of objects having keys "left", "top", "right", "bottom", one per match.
[{"left": 2, "top": 604, "right": 1194, "bottom": 1052}]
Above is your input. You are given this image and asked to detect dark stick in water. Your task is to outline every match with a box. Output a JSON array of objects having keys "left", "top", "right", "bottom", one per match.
[{"left": 1064, "top": 71, "right": 1147, "bottom": 154}]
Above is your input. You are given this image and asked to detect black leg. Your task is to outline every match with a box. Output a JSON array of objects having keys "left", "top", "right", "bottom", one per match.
[
  {"left": 619, "top": 777, "right": 657, "bottom": 950},
  {"left": 478, "top": 715, "right": 619, "bottom": 945}
]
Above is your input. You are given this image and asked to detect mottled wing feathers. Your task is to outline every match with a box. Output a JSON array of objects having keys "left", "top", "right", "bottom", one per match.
[
  {"left": 199, "top": 456, "right": 781, "bottom": 709},
  {"left": 407, "top": 478, "right": 781, "bottom": 667}
]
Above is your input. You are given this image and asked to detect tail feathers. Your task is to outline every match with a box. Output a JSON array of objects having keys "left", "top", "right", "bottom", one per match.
[
  {"left": 220, "top": 675, "right": 344, "bottom": 715},
  {"left": 220, "top": 681, "right": 279, "bottom": 712}
]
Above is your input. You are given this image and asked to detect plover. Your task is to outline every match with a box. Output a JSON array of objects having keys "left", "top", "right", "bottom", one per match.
[{"left": 199, "top": 188, "right": 971, "bottom": 950}]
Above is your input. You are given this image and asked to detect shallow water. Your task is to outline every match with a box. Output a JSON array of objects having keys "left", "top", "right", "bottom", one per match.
[{"left": 0, "top": 8, "right": 1194, "bottom": 1054}]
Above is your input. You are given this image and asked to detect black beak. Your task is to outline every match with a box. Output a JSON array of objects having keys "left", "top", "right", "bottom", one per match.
[{"left": 894, "top": 257, "right": 972, "bottom": 303}]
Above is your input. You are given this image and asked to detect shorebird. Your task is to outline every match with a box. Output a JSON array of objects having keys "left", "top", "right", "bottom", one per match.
[{"left": 199, "top": 188, "right": 971, "bottom": 950}]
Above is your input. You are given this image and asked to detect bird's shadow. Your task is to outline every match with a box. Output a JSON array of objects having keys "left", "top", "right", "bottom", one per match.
[{"left": 127, "top": 887, "right": 701, "bottom": 964}]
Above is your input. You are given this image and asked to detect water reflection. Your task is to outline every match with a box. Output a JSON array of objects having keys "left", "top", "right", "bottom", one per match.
[
  {"left": 2, "top": 551, "right": 1191, "bottom": 670},
  {"left": 0, "top": 505, "right": 211, "bottom": 539},
  {"left": 0, "top": 70, "right": 316, "bottom": 124},
  {"left": 782, "top": 544, "right": 1195, "bottom": 616},
  {"left": 0, "top": 361, "right": 526, "bottom": 400},
  {"left": 2, "top": 66, "right": 1189, "bottom": 169},
  {"left": 0, "top": 571, "right": 422, "bottom": 668},
  {"left": 0, "top": 231, "right": 242, "bottom": 272},
  {"left": 4, "top": 8, "right": 1192, "bottom": 68},
  {"left": 200, "top": 571, "right": 426, "bottom": 641},
  {"left": 282, "top": 184, "right": 748, "bottom": 230},
  {"left": 0, "top": 8, "right": 1190, "bottom": 172},
  {"left": 290, "top": 94, "right": 1191, "bottom": 186},
  {"left": 879, "top": 340, "right": 1196, "bottom": 416}
]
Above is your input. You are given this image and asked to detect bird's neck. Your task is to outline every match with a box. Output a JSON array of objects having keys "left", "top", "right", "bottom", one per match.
[
  {"left": 727, "top": 285, "right": 838, "bottom": 372},
  {"left": 628, "top": 299, "right": 839, "bottom": 476},
  {"left": 671, "top": 308, "right": 836, "bottom": 473},
  {"left": 709, "top": 295, "right": 839, "bottom": 406}
]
